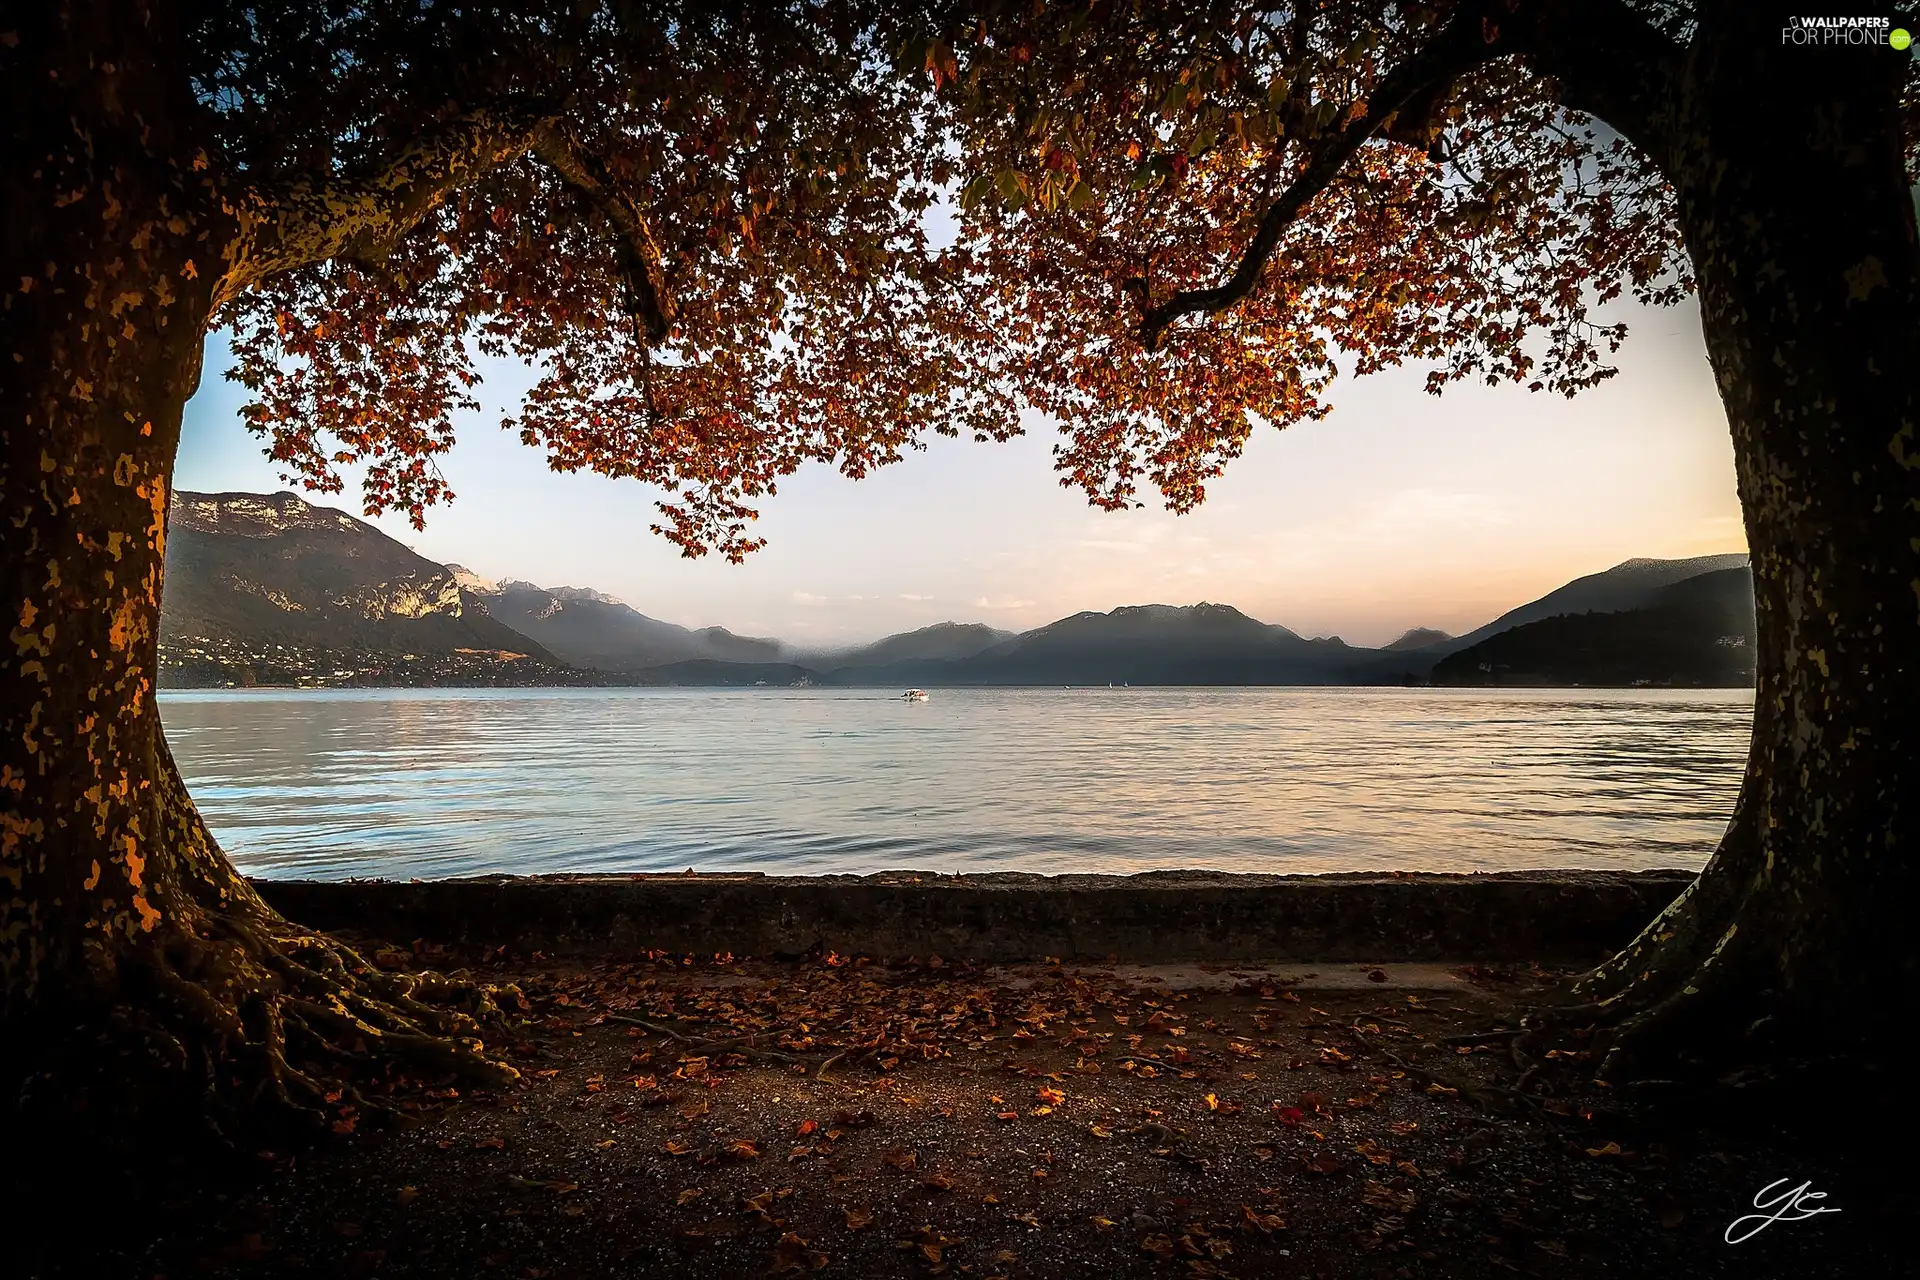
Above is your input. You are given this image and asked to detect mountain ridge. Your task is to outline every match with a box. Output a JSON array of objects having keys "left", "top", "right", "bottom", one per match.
[{"left": 158, "top": 489, "right": 1754, "bottom": 689}]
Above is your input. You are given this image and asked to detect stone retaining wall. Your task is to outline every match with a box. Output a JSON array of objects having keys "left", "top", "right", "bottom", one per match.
[{"left": 256, "top": 868, "right": 1694, "bottom": 964}]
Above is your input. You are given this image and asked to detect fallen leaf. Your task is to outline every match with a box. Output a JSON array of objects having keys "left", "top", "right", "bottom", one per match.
[
  {"left": 678, "top": 1188, "right": 704, "bottom": 1206},
  {"left": 1585, "top": 1141, "right": 1623, "bottom": 1159},
  {"left": 769, "top": 1231, "right": 827, "bottom": 1275},
  {"left": 843, "top": 1207, "right": 874, "bottom": 1230},
  {"left": 1241, "top": 1204, "right": 1287, "bottom": 1234},
  {"left": 1141, "top": 1234, "right": 1175, "bottom": 1260}
]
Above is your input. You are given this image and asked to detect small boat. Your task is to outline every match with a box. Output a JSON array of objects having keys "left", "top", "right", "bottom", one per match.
[{"left": 901, "top": 688, "right": 930, "bottom": 701}]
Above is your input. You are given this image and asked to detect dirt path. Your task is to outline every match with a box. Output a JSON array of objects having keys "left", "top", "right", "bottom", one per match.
[{"left": 35, "top": 949, "right": 1897, "bottom": 1279}]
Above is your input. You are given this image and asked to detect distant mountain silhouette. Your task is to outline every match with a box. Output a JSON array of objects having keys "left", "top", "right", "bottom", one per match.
[
  {"left": 1384, "top": 627, "right": 1453, "bottom": 651},
  {"left": 1431, "top": 568, "right": 1757, "bottom": 687},
  {"left": 160, "top": 492, "right": 566, "bottom": 685},
  {"left": 806, "top": 622, "right": 1015, "bottom": 670},
  {"left": 824, "top": 603, "right": 1357, "bottom": 686},
  {"left": 1435, "top": 554, "right": 1751, "bottom": 655},
  {"left": 472, "top": 582, "right": 781, "bottom": 671},
  {"left": 157, "top": 491, "right": 1755, "bottom": 689}
]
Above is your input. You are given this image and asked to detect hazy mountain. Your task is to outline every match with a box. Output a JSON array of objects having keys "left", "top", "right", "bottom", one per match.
[
  {"left": 808, "top": 622, "right": 1015, "bottom": 671},
  {"left": 825, "top": 603, "right": 1359, "bottom": 686},
  {"left": 471, "top": 582, "right": 782, "bottom": 671},
  {"left": 1384, "top": 627, "right": 1453, "bottom": 651},
  {"left": 159, "top": 491, "right": 566, "bottom": 686},
  {"left": 1432, "top": 568, "right": 1757, "bottom": 687},
  {"left": 158, "top": 489, "right": 1754, "bottom": 690}
]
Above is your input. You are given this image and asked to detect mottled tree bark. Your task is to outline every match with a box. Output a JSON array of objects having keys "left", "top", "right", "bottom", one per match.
[
  {"left": 2, "top": 2, "right": 513, "bottom": 1146},
  {"left": 1572, "top": 20, "right": 1920, "bottom": 1077}
]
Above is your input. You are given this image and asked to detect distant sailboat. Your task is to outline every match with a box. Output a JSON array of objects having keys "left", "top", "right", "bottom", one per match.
[{"left": 902, "top": 689, "right": 930, "bottom": 701}]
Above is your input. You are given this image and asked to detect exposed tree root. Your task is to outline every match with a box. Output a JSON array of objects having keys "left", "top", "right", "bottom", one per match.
[{"left": 11, "top": 901, "right": 525, "bottom": 1163}]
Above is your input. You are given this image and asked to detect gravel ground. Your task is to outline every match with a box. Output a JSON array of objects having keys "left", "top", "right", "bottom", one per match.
[{"left": 25, "top": 948, "right": 1900, "bottom": 1280}]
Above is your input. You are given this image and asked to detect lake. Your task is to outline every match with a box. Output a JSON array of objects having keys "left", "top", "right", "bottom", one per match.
[{"left": 158, "top": 686, "right": 1753, "bottom": 880}]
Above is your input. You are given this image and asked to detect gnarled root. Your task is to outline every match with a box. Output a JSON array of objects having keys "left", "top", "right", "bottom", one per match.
[{"left": 11, "top": 901, "right": 524, "bottom": 1162}]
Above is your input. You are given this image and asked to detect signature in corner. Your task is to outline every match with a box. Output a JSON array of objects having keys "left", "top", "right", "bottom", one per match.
[{"left": 1725, "top": 1179, "right": 1842, "bottom": 1244}]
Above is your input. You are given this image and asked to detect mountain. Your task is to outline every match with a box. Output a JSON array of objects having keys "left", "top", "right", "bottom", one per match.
[
  {"left": 159, "top": 491, "right": 570, "bottom": 687},
  {"left": 824, "top": 603, "right": 1360, "bottom": 686},
  {"left": 808, "top": 622, "right": 1015, "bottom": 671},
  {"left": 1384, "top": 627, "right": 1452, "bottom": 651},
  {"left": 469, "top": 582, "right": 782, "bottom": 671},
  {"left": 1439, "top": 553, "right": 1751, "bottom": 655},
  {"left": 158, "top": 489, "right": 1755, "bottom": 690},
  {"left": 1431, "top": 568, "right": 1757, "bottom": 687}
]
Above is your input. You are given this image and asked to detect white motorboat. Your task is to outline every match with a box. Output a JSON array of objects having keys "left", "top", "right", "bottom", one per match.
[{"left": 901, "top": 688, "right": 930, "bottom": 701}]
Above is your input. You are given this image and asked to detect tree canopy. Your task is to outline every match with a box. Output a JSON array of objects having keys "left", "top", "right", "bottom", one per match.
[{"left": 203, "top": 1, "right": 1748, "bottom": 561}]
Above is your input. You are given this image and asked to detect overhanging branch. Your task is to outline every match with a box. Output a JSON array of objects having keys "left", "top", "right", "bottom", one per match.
[
  {"left": 530, "top": 124, "right": 675, "bottom": 342},
  {"left": 221, "top": 100, "right": 562, "bottom": 301},
  {"left": 1134, "top": 0, "right": 1686, "bottom": 348},
  {"left": 1135, "top": 11, "right": 1505, "bottom": 348}
]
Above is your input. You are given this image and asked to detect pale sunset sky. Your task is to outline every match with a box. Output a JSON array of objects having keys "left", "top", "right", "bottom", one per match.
[{"left": 175, "top": 294, "right": 1745, "bottom": 649}]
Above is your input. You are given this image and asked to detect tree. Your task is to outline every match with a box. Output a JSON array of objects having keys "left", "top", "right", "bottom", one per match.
[
  {"left": 2, "top": 0, "right": 1914, "bottom": 1148},
  {"left": 928, "top": 0, "right": 1920, "bottom": 1084}
]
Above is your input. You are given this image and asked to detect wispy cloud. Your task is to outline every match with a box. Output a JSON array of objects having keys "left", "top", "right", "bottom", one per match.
[{"left": 972, "top": 596, "right": 1036, "bottom": 611}]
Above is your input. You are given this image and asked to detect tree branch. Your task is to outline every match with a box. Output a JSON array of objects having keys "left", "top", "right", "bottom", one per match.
[
  {"left": 219, "top": 100, "right": 561, "bottom": 303},
  {"left": 529, "top": 124, "right": 676, "bottom": 342},
  {"left": 1135, "top": 11, "right": 1504, "bottom": 348},
  {"left": 1134, "top": 0, "right": 1687, "bottom": 348}
]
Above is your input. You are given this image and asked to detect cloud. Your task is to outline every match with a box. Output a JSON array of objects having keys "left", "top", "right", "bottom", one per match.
[
  {"left": 790, "top": 591, "right": 828, "bottom": 606},
  {"left": 972, "top": 596, "right": 1036, "bottom": 611},
  {"left": 896, "top": 593, "right": 934, "bottom": 601}
]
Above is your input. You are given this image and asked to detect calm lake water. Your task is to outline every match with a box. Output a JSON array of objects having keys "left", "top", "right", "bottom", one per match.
[{"left": 158, "top": 686, "right": 1753, "bottom": 881}]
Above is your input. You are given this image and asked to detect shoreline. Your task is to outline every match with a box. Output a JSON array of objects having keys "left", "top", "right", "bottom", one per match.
[{"left": 259, "top": 867, "right": 1694, "bottom": 965}]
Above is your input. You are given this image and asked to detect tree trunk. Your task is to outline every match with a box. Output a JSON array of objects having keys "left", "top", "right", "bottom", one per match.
[
  {"left": 1574, "top": 19, "right": 1920, "bottom": 1078},
  {"left": 2, "top": 2, "right": 512, "bottom": 1153}
]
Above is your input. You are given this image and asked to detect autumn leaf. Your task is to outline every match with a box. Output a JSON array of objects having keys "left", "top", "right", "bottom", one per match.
[
  {"left": 843, "top": 1207, "right": 874, "bottom": 1230},
  {"left": 769, "top": 1232, "right": 827, "bottom": 1275},
  {"left": 724, "top": 1139, "right": 762, "bottom": 1161},
  {"left": 1141, "top": 1234, "right": 1176, "bottom": 1260}
]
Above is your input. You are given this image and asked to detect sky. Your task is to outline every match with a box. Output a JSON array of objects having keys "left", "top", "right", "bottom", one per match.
[{"left": 176, "top": 295, "right": 1745, "bottom": 650}]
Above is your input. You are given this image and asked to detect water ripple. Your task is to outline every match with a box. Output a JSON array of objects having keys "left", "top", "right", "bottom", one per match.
[{"left": 158, "top": 686, "right": 1753, "bottom": 881}]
